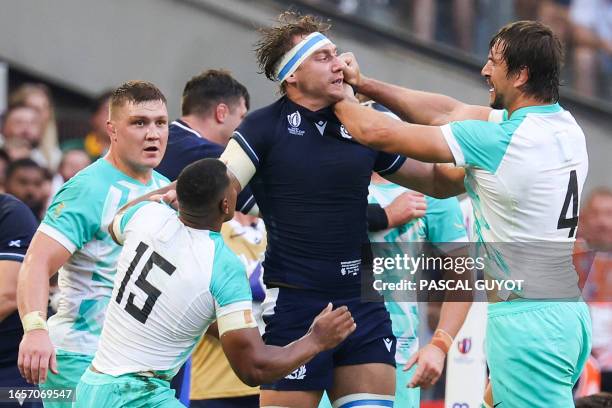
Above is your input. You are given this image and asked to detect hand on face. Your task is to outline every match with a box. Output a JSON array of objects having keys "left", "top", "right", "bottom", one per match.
[{"left": 339, "top": 52, "right": 362, "bottom": 87}]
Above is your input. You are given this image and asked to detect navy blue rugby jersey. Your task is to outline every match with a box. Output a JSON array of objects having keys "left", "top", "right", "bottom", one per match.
[
  {"left": 156, "top": 119, "right": 256, "bottom": 213},
  {"left": 0, "top": 194, "right": 38, "bottom": 367},
  {"left": 232, "top": 96, "right": 406, "bottom": 294}
]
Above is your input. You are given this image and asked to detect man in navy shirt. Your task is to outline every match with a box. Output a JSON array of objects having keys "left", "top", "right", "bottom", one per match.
[
  {"left": 220, "top": 12, "right": 465, "bottom": 408},
  {"left": 0, "top": 194, "right": 41, "bottom": 407},
  {"left": 156, "top": 69, "right": 257, "bottom": 214}
]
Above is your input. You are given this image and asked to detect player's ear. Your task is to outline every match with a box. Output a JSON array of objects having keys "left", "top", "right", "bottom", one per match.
[
  {"left": 285, "top": 74, "right": 297, "bottom": 86},
  {"left": 216, "top": 103, "right": 229, "bottom": 124},
  {"left": 220, "top": 197, "right": 230, "bottom": 215},
  {"left": 514, "top": 66, "right": 529, "bottom": 89},
  {"left": 107, "top": 120, "right": 117, "bottom": 142}
]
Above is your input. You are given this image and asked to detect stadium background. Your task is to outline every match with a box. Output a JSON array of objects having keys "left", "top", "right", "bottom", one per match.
[{"left": 0, "top": 0, "right": 610, "bottom": 406}]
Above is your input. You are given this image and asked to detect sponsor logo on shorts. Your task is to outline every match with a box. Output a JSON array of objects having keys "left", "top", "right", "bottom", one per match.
[
  {"left": 285, "top": 365, "right": 307, "bottom": 380},
  {"left": 383, "top": 338, "right": 393, "bottom": 352},
  {"left": 493, "top": 403, "right": 503, "bottom": 407},
  {"left": 457, "top": 337, "right": 472, "bottom": 354},
  {"left": 287, "top": 111, "right": 305, "bottom": 136},
  {"left": 8, "top": 240, "right": 21, "bottom": 247},
  {"left": 451, "top": 403, "right": 469, "bottom": 408}
]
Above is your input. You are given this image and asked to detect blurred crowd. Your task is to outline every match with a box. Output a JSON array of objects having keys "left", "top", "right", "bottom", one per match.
[
  {"left": 0, "top": 84, "right": 110, "bottom": 220},
  {"left": 305, "top": 0, "right": 612, "bottom": 99}
]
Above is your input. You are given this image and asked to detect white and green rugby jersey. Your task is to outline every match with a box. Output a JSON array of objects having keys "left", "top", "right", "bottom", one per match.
[
  {"left": 368, "top": 181, "right": 467, "bottom": 364},
  {"left": 440, "top": 103, "right": 588, "bottom": 299},
  {"left": 39, "top": 158, "right": 169, "bottom": 356},
  {"left": 93, "top": 201, "right": 252, "bottom": 376}
]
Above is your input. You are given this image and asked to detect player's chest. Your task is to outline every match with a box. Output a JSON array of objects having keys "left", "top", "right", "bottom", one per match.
[{"left": 265, "top": 120, "right": 377, "bottom": 182}]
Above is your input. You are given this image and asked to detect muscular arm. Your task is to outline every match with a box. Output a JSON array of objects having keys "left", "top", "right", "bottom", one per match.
[
  {"left": 356, "top": 76, "right": 491, "bottom": 125},
  {"left": 220, "top": 305, "right": 355, "bottom": 386},
  {"left": 17, "top": 232, "right": 71, "bottom": 319},
  {"left": 336, "top": 99, "right": 459, "bottom": 164},
  {"left": 0, "top": 260, "right": 20, "bottom": 322},
  {"left": 17, "top": 232, "right": 71, "bottom": 384},
  {"left": 384, "top": 160, "right": 465, "bottom": 199}
]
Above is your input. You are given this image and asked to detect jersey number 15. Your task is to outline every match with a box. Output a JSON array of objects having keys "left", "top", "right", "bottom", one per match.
[{"left": 115, "top": 242, "right": 176, "bottom": 324}]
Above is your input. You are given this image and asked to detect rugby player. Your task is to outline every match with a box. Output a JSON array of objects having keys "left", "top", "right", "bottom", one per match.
[
  {"left": 156, "top": 69, "right": 255, "bottom": 216},
  {"left": 334, "top": 21, "right": 592, "bottom": 407},
  {"left": 218, "top": 12, "right": 465, "bottom": 408},
  {"left": 74, "top": 158, "right": 355, "bottom": 407},
  {"left": 17, "top": 81, "right": 170, "bottom": 407}
]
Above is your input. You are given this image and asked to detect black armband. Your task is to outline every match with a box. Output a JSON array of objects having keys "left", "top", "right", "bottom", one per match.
[{"left": 367, "top": 203, "right": 389, "bottom": 232}]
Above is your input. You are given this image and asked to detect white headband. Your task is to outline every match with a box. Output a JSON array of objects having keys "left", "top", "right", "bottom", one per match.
[{"left": 274, "top": 32, "right": 333, "bottom": 82}]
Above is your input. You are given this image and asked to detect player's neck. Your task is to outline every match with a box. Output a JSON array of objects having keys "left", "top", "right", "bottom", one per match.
[
  {"left": 181, "top": 115, "right": 227, "bottom": 146},
  {"left": 103, "top": 151, "right": 152, "bottom": 184},
  {"left": 506, "top": 94, "right": 554, "bottom": 118},
  {"left": 286, "top": 90, "right": 331, "bottom": 112},
  {"left": 179, "top": 212, "right": 223, "bottom": 232}
]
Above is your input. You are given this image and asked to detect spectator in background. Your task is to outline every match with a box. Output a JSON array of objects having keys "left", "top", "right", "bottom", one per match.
[
  {"left": 570, "top": 0, "right": 612, "bottom": 97},
  {"left": 48, "top": 149, "right": 92, "bottom": 206},
  {"left": 0, "top": 194, "right": 41, "bottom": 408},
  {"left": 0, "top": 149, "right": 10, "bottom": 193},
  {"left": 82, "top": 90, "right": 112, "bottom": 160},
  {"left": 4, "top": 158, "right": 46, "bottom": 220},
  {"left": 10, "top": 83, "right": 62, "bottom": 171},
  {"left": 538, "top": 0, "right": 571, "bottom": 42},
  {"left": 1, "top": 104, "right": 42, "bottom": 162},
  {"left": 576, "top": 188, "right": 612, "bottom": 392}
]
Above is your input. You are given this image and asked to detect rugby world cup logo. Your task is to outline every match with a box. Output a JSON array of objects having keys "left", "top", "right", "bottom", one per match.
[
  {"left": 288, "top": 111, "right": 301, "bottom": 128},
  {"left": 457, "top": 337, "right": 472, "bottom": 354}
]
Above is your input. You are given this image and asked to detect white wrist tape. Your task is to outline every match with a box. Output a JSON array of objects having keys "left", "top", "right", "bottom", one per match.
[{"left": 22, "top": 311, "right": 48, "bottom": 332}]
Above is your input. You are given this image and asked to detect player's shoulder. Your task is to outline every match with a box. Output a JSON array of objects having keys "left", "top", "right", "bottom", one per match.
[
  {"left": 127, "top": 201, "right": 174, "bottom": 227},
  {"left": 0, "top": 194, "right": 37, "bottom": 236},
  {"left": 0, "top": 193, "right": 30, "bottom": 216},
  {"left": 211, "top": 233, "right": 244, "bottom": 270}
]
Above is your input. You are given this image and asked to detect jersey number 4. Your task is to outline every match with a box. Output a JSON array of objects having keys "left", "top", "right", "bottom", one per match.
[
  {"left": 557, "top": 170, "right": 579, "bottom": 238},
  {"left": 115, "top": 242, "right": 176, "bottom": 324}
]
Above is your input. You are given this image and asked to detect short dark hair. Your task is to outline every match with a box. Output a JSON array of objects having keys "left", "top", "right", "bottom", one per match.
[
  {"left": 109, "top": 81, "right": 166, "bottom": 116},
  {"left": 255, "top": 11, "right": 331, "bottom": 92},
  {"left": 6, "top": 158, "right": 42, "bottom": 180},
  {"left": 489, "top": 20, "right": 563, "bottom": 103},
  {"left": 176, "top": 158, "right": 229, "bottom": 214},
  {"left": 182, "top": 69, "right": 250, "bottom": 116}
]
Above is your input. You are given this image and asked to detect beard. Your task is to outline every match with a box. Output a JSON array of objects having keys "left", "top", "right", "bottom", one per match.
[{"left": 490, "top": 91, "right": 505, "bottom": 110}]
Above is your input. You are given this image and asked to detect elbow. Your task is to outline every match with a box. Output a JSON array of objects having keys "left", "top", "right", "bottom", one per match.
[{"left": 235, "top": 365, "right": 266, "bottom": 387}]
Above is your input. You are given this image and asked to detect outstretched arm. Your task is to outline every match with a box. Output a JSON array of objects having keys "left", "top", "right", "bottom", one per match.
[
  {"left": 220, "top": 304, "right": 355, "bottom": 386},
  {"left": 335, "top": 96, "right": 456, "bottom": 164},
  {"left": 384, "top": 159, "right": 465, "bottom": 198},
  {"left": 341, "top": 52, "right": 491, "bottom": 125}
]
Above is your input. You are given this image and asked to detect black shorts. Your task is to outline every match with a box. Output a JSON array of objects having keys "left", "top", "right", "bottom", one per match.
[{"left": 261, "top": 288, "right": 396, "bottom": 391}]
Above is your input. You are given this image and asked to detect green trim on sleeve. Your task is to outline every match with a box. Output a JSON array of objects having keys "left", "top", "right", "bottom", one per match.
[{"left": 209, "top": 233, "right": 253, "bottom": 307}]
